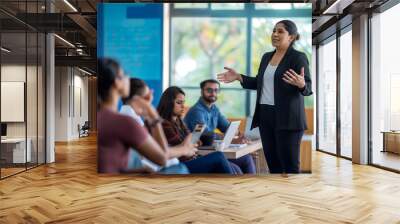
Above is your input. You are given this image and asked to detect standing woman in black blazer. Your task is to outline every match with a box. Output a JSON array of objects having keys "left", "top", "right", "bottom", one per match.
[{"left": 217, "top": 20, "right": 312, "bottom": 174}]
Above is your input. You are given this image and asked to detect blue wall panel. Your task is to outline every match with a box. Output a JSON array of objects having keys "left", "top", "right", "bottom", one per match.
[{"left": 98, "top": 3, "right": 163, "bottom": 106}]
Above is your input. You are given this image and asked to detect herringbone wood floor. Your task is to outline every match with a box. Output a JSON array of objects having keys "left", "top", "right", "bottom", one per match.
[{"left": 1, "top": 135, "right": 400, "bottom": 224}]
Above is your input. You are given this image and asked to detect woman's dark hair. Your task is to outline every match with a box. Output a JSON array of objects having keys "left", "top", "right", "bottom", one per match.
[
  {"left": 98, "top": 58, "right": 121, "bottom": 102},
  {"left": 122, "top": 78, "right": 147, "bottom": 104},
  {"left": 276, "top": 20, "right": 300, "bottom": 45},
  {"left": 157, "top": 86, "right": 185, "bottom": 121}
]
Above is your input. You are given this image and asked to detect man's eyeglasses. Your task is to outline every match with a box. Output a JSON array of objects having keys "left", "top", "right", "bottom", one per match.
[{"left": 205, "top": 88, "right": 220, "bottom": 94}]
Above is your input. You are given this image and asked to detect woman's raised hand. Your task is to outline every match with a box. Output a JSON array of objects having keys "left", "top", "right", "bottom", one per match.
[
  {"left": 131, "top": 96, "right": 159, "bottom": 120},
  {"left": 217, "top": 67, "right": 242, "bottom": 83},
  {"left": 282, "top": 67, "right": 305, "bottom": 89}
]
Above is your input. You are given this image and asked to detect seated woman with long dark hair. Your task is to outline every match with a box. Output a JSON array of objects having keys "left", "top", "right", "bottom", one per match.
[
  {"left": 120, "top": 78, "right": 187, "bottom": 173},
  {"left": 157, "top": 86, "right": 235, "bottom": 174},
  {"left": 97, "top": 58, "right": 195, "bottom": 174}
]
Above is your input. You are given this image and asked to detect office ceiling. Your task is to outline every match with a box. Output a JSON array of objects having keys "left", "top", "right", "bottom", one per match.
[
  {"left": 0, "top": 0, "right": 97, "bottom": 72},
  {"left": 311, "top": 0, "right": 390, "bottom": 44}
]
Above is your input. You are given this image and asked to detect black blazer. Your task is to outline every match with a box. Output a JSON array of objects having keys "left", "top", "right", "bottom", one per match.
[{"left": 241, "top": 46, "right": 312, "bottom": 130}]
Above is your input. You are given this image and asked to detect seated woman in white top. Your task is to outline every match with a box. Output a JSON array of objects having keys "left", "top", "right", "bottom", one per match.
[
  {"left": 120, "top": 78, "right": 148, "bottom": 126},
  {"left": 120, "top": 78, "right": 187, "bottom": 174}
]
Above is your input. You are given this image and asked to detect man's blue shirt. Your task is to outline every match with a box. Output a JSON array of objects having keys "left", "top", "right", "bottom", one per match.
[{"left": 184, "top": 98, "right": 230, "bottom": 134}]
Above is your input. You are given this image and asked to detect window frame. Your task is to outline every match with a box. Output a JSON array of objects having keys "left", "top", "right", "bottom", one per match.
[
  {"left": 169, "top": 3, "right": 311, "bottom": 117},
  {"left": 315, "top": 24, "right": 353, "bottom": 160}
]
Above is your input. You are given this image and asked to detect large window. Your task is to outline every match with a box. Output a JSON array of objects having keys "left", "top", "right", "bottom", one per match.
[
  {"left": 171, "top": 17, "right": 247, "bottom": 117},
  {"left": 317, "top": 37, "right": 337, "bottom": 154},
  {"left": 171, "top": 18, "right": 246, "bottom": 87},
  {"left": 340, "top": 29, "right": 352, "bottom": 158},
  {"left": 316, "top": 27, "right": 353, "bottom": 159},
  {"left": 370, "top": 3, "right": 400, "bottom": 171},
  {"left": 251, "top": 18, "right": 311, "bottom": 74},
  {"left": 170, "top": 3, "right": 312, "bottom": 118}
]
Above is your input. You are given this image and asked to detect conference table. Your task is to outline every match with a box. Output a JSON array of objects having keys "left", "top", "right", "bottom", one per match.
[
  {"left": 196, "top": 138, "right": 312, "bottom": 174},
  {"left": 196, "top": 140, "right": 263, "bottom": 160},
  {"left": 196, "top": 140, "right": 266, "bottom": 173}
]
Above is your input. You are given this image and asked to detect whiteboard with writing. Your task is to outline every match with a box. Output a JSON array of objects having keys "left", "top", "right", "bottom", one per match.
[{"left": 1, "top": 82, "right": 25, "bottom": 122}]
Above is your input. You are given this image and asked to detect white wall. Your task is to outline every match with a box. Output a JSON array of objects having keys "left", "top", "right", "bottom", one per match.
[
  {"left": 1, "top": 65, "right": 26, "bottom": 139},
  {"left": 1, "top": 65, "right": 26, "bottom": 81},
  {"left": 1, "top": 64, "right": 46, "bottom": 164},
  {"left": 55, "top": 66, "right": 69, "bottom": 141},
  {"left": 54, "top": 67, "right": 89, "bottom": 141},
  {"left": 71, "top": 72, "right": 89, "bottom": 138}
]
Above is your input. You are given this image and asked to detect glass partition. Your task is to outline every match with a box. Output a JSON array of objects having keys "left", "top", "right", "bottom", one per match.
[
  {"left": 0, "top": 0, "right": 46, "bottom": 179},
  {"left": 339, "top": 29, "right": 352, "bottom": 158},
  {"left": 370, "top": 3, "right": 400, "bottom": 171},
  {"left": 317, "top": 37, "right": 337, "bottom": 154}
]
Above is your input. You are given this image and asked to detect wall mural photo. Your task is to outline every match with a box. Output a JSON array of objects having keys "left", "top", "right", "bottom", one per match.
[{"left": 97, "top": 3, "right": 313, "bottom": 175}]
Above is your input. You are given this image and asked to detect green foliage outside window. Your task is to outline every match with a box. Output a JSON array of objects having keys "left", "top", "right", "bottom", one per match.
[{"left": 171, "top": 6, "right": 313, "bottom": 117}]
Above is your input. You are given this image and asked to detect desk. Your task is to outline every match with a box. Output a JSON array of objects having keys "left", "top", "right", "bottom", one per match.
[
  {"left": 196, "top": 139, "right": 312, "bottom": 173},
  {"left": 197, "top": 140, "right": 264, "bottom": 173},
  {"left": 197, "top": 140, "right": 263, "bottom": 160},
  {"left": 1, "top": 138, "right": 31, "bottom": 164},
  {"left": 382, "top": 131, "right": 400, "bottom": 154}
]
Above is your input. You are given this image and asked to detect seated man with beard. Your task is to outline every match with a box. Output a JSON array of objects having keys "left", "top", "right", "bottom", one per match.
[{"left": 184, "top": 79, "right": 256, "bottom": 174}]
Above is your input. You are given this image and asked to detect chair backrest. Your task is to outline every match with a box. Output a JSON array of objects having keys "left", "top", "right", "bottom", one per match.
[
  {"left": 82, "top": 121, "right": 90, "bottom": 129},
  {"left": 304, "top": 108, "right": 314, "bottom": 135}
]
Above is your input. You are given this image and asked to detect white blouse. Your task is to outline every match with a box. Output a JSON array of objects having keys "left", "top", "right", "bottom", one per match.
[{"left": 260, "top": 64, "right": 278, "bottom": 105}]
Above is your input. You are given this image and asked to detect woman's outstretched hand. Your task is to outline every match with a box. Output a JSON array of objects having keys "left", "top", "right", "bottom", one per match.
[
  {"left": 217, "top": 67, "right": 243, "bottom": 83},
  {"left": 282, "top": 67, "right": 305, "bottom": 89}
]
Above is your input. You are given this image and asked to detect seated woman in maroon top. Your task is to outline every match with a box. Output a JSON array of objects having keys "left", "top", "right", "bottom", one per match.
[
  {"left": 97, "top": 58, "right": 196, "bottom": 174},
  {"left": 157, "top": 87, "right": 235, "bottom": 174}
]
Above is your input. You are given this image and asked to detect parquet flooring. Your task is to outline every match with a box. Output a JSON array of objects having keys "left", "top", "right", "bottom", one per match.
[{"left": 1, "top": 135, "right": 400, "bottom": 223}]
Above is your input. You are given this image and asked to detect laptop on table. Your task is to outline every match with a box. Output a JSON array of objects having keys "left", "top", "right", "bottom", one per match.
[{"left": 198, "top": 121, "right": 242, "bottom": 150}]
